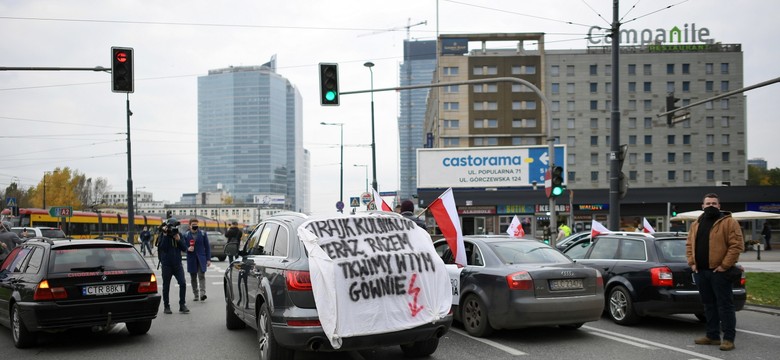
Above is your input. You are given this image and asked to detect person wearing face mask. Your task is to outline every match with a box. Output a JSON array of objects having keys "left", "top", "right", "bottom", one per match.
[
  {"left": 685, "top": 193, "right": 743, "bottom": 351},
  {"left": 183, "top": 219, "right": 211, "bottom": 302}
]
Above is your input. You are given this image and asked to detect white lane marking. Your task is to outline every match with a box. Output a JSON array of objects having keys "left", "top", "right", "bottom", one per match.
[
  {"left": 450, "top": 328, "right": 527, "bottom": 356},
  {"left": 583, "top": 326, "right": 723, "bottom": 360},
  {"left": 586, "top": 330, "right": 656, "bottom": 349},
  {"left": 737, "top": 328, "right": 780, "bottom": 339}
]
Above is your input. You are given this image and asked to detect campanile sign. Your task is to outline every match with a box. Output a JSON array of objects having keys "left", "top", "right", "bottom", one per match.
[{"left": 588, "top": 23, "right": 713, "bottom": 46}]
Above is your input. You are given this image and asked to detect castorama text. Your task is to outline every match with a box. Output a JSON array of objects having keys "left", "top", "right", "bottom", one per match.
[{"left": 417, "top": 146, "right": 565, "bottom": 189}]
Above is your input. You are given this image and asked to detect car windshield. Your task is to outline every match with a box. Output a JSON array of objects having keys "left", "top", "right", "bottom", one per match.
[
  {"left": 41, "top": 228, "right": 66, "bottom": 238},
  {"left": 654, "top": 239, "right": 688, "bottom": 263},
  {"left": 49, "top": 246, "right": 147, "bottom": 273},
  {"left": 489, "top": 241, "right": 572, "bottom": 265}
]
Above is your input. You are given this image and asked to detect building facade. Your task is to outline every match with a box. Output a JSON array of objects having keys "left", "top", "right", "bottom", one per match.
[
  {"left": 398, "top": 40, "right": 437, "bottom": 201},
  {"left": 420, "top": 33, "right": 753, "bottom": 236},
  {"left": 197, "top": 59, "right": 307, "bottom": 212}
]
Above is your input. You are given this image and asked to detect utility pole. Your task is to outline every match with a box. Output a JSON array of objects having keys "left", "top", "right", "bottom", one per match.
[{"left": 608, "top": 0, "right": 622, "bottom": 231}]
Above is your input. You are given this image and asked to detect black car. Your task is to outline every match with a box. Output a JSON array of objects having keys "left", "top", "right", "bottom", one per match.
[
  {"left": 563, "top": 232, "right": 747, "bottom": 325},
  {"left": 223, "top": 212, "right": 452, "bottom": 360},
  {"left": 0, "top": 237, "right": 161, "bottom": 348},
  {"left": 435, "top": 236, "right": 604, "bottom": 337}
]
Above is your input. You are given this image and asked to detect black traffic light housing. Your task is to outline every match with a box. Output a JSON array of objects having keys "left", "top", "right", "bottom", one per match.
[
  {"left": 550, "top": 166, "right": 565, "bottom": 198},
  {"left": 671, "top": 205, "right": 678, "bottom": 217},
  {"left": 319, "top": 63, "right": 339, "bottom": 106},
  {"left": 666, "top": 94, "right": 680, "bottom": 127},
  {"left": 111, "top": 47, "right": 134, "bottom": 93}
]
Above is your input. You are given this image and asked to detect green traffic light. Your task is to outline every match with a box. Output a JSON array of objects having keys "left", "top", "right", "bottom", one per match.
[
  {"left": 325, "top": 91, "right": 337, "bottom": 102},
  {"left": 552, "top": 187, "right": 564, "bottom": 196}
]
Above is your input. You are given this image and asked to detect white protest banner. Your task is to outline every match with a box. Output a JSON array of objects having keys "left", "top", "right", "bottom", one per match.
[
  {"left": 298, "top": 213, "right": 452, "bottom": 349},
  {"left": 445, "top": 264, "right": 462, "bottom": 305}
]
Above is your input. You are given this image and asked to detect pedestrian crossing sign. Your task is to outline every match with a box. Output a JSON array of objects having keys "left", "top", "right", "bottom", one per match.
[
  {"left": 350, "top": 197, "right": 360, "bottom": 207},
  {"left": 5, "top": 197, "right": 16, "bottom": 208}
]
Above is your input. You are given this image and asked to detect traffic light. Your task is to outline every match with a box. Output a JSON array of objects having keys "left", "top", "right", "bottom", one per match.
[
  {"left": 671, "top": 205, "right": 678, "bottom": 217},
  {"left": 319, "top": 63, "right": 339, "bottom": 106},
  {"left": 551, "top": 166, "right": 565, "bottom": 198},
  {"left": 666, "top": 94, "right": 680, "bottom": 126},
  {"left": 111, "top": 47, "right": 134, "bottom": 93}
]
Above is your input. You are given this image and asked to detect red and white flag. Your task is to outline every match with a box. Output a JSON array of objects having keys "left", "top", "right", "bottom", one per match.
[
  {"left": 591, "top": 220, "right": 611, "bottom": 238},
  {"left": 372, "top": 188, "right": 392, "bottom": 212},
  {"left": 507, "top": 215, "right": 525, "bottom": 238},
  {"left": 428, "top": 188, "right": 467, "bottom": 267},
  {"left": 642, "top": 217, "right": 656, "bottom": 233}
]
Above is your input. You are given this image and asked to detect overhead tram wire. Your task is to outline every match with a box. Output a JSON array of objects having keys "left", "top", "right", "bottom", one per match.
[
  {"left": 620, "top": 0, "right": 690, "bottom": 25},
  {"left": 618, "top": 0, "right": 644, "bottom": 22},
  {"left": 442, "top": 0, "right": 595, "bottom": 27},
  {"left": 580, "top": 0, "right": 612, "bottom": 26}
]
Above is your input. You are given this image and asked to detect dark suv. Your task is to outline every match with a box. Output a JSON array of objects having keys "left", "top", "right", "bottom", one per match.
[
  {"left": 223, "top": 212, "right": 452, "bottom": 360},
  {"left": 563, "top": 232, "right": 746, "bottom": 324},
  {"left": 0, "top": 238, "right": 161, "bottom": 348}
]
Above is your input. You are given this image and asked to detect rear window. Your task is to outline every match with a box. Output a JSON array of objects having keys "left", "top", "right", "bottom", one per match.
[
  {"left": 490, "top": 241, "right": 572, "bottom": 265},
  {"left": 41, "top": 228, "right": 66, "bottom": 238},
  {"left": 654, "top": 239, "right": 688, "bottom": 263},
  {"left": 49, "top": 246, "right": 147, "bottom": 273}
]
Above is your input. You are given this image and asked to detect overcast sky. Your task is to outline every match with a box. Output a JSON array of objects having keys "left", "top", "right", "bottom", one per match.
[{"left": 1, "top": 0, "right": 778, "bottom": 214}]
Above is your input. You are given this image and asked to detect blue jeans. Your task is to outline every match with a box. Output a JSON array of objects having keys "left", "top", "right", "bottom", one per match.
[
  {"left": 694, "top": 269, "right": 737, "bottom": 341},
  {"left": 161, "top": 263, "right": 187, "bottom": 308},
  {"left": 140, "top": 240, "right": 153, "bottom": 255}
]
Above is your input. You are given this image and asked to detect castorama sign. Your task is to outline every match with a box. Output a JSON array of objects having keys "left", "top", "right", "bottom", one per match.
[
  {"left": 588, "top": 23, "right": 713, "bottom": 46},
  {"left": 417, "top": 146, "right": 565, "bottom": 189}
]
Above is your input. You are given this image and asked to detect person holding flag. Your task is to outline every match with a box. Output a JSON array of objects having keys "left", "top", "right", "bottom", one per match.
[
  {"left": 427, "top": 188, "right": 467, "bottom": 267},
  {"left": 507, "top": 215, "right": 525, "bottom": 238}
]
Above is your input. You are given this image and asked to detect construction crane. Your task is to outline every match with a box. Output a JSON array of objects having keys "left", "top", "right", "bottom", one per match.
[{"left": 358, "top": 19, "right": 428, "bottom": 41}]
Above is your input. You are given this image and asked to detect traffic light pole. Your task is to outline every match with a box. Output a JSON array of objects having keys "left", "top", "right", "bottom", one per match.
[
  {"left": 125, "top": 94, "right": 135, "bottom": 244},
  {"left": 341, "top": 76, "right": 558, "bottom": 242}
]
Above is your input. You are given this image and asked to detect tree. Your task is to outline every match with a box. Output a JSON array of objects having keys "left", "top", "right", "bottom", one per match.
[
  {"left": 29, "top": 168, "right": 84, "bottom": 209},
  {"left": 747, "top": 165, "right": 780, "bottom": 186},
  {"left": 2, "top": 182, "right": 35, "bottom": 209}
]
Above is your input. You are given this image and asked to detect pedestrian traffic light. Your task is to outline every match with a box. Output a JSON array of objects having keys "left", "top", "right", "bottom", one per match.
[
  {"left": 551, "top": 166, "right": 565, "bottom": 198},
  {"left": 671, "top": 205, "right": 678, "bottom": 217},
  {"left": 111, "top": 47, "right": 134, "bottom": 93},
  {"left": 666, "top": 94, "right": 680, "bottom": 127},
  {"left": 319, "top": 63, "right": 339, "bottom": 106}
]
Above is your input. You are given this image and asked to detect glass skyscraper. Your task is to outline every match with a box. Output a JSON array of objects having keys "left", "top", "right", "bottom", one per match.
[
  {"left": 197, "top": 60, "right": 306, "bottom": 211},
  {"left": 398, "top": 40, "right": 436, "bottom": 201}
]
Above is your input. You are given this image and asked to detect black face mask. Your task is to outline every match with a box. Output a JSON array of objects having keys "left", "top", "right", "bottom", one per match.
[
  {"left": 703, "top": 206, "right": 720, "bottom": 218},
  {"left": 192, "top": 226, "right": 199, "bottom": 230}
]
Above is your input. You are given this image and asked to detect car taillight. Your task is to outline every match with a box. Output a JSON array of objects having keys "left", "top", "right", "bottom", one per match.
[
  {"left": 595, "top": 269, "right": 604, "bottom": 287},
  {"left": 286, "top": 270, "right": 312, "bottom": 291},
  {"left": 138, "top": 274, "right": 158, "bottom": 293},
  {"left": 650, "top": 266, "right": 673, "bottom": 287},
  {"left": 739, "top": 266, "right": 746, "bottom": 286},
  {"left": 286, "top": 319, "right": 321, "bottom": 326},
  {"left": 33, "top": 280, "right": 68, "bottom": 300},
  {"left": 506, "top": 271, "right": 533, "bottom": 290}
]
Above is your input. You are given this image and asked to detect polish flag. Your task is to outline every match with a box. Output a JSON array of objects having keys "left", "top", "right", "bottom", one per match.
[
  {"left": 507, "top": 215, "right": 525, "bottom": 238},
  {"left": 642, "top": 217, "right": 656, "bottom": 233},
  {"left": 372, "top": 188, "right": 393, "bottom": 212},
  {"left": 591, "top": 220, "right": 611, "bottom": 238},
  {"left": 428, "top": 188, "right": 467, "bottom": 267}
]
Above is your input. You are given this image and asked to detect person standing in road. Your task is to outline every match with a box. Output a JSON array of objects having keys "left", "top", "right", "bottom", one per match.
[
  {"left": 0, "top": 221, "right": 23, "bottom": 261},
  {"left": 157, "top": 218, "right": 190, "bottom": 314},
  {"left": 139, "top": 226, "right": 153, "bottom": 256},
  {"left": 686, "top": 193, "right": 743, "bottom": 351},
  {"left": 183, "top": 219, "right": 211, "bottom": 301},
  {"left": 761, "top": 222, "right": 772, "bottom": 251},
  {"left": 400, "top": 200, "right": 427, "bottom": 230},
  {"left": 225, "top": 221, "right": 242, "bottom": 263},
  {"left": 556, "top": 223, "right": 572, "bottom": 242}
]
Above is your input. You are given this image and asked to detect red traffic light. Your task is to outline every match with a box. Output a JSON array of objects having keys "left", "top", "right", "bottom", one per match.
[{"left": 115, "top": 51, "right": 128, "bottom": 63}]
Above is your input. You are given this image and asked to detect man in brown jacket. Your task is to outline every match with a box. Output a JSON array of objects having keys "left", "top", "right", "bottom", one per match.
[{"left": 685, "top": 193, "right": 743, "bottom": 351}]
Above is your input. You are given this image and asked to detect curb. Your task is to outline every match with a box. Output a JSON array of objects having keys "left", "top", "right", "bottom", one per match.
[{"left": 744, "top": 304, "right": 780, "bottom": 316}]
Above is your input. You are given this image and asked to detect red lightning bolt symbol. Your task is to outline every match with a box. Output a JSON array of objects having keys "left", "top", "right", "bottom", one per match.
[{"left": 408, "top": 273, "right": 424, "bottom": 317}]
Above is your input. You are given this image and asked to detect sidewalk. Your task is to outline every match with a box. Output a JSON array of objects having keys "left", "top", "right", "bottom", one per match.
[{"left": 740, "top": 246, "right": 780, "bottom": 272}]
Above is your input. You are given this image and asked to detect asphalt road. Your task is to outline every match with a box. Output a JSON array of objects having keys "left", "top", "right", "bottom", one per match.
[{"left": 1, "top": 257, "right": 778, "bottom": 360}]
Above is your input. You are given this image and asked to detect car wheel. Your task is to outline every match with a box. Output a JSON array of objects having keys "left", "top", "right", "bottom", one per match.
[
  {"left": 694, "top": 312, "right": 707, "bottom": 322},
  {"left": 608, "top": 286, "right": 640, "bottom": 325},
  {"left": 462, "top": 294, "right": 493, "bottom": 337},
  {"left": 400, "top": 337, "right": 439, "bottom": 358},
  {"left": 11, "top": 304, "right": 36, "bottom": 348},
  {"left": 257, "top": 302, "right": 293, "bottom": 360},
  {"left": 218, "top": 256, "right": 226, "bottom": 262},
  {"left": 558, "top": 323, "right": 584, "bottom": 330},
  {"left": 126, "top": 320, "right": 152, "bottom": 335},
  {"left": 226, "top": 298, "right": 246, "bottom": 330}
]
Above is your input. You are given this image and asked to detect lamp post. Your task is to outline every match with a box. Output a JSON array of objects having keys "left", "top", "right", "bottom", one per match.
[
  {"left": 134, "top": 186, "right": 146, "bottom": 209},
  {"left": 353, "top": 164, "right": 368, "bottom": 193},
  {"left": 364, "top": 61, "right": 378, "bottom": 192},
  {"left": 321, "top": 122, "right": 344, "bottom": 212}
]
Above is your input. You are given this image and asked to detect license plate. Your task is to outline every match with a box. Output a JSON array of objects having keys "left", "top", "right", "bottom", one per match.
[
  {"left": 83, "top": 284, "right": 126, "bottom": 296},
  {"left": 549, "top": 279, "right": 583, "bottom": 290}
]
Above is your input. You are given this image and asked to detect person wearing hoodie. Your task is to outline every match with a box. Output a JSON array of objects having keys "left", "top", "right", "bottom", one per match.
[{"left": 685, "top": 193, "right": 743, "bottom": 351}]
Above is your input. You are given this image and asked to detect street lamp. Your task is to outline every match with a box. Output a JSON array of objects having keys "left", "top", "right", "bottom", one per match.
[
  {"left": 321, "top": 121, "right": 344, "bottom": 212},
  {"left": 134, "top": 186, "right": 146, "bottom": 209},
  {"left": 353, "top": 164, "right": 368, "bottom": 193},
  {"left": 364, "top": 61, "right": 378, "bottom": 192}
]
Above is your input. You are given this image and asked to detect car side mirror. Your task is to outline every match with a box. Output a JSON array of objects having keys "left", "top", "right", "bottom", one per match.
[{"left": 224, "top": 242, "right": 240, "bottom": 256}]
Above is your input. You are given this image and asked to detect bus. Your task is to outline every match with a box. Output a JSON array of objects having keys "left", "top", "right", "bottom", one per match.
[{"left": 10, "top": 208, "right": 163, "bottom": 241}]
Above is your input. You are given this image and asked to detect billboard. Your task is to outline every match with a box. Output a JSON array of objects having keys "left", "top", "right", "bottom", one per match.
[
  {"left": 417, "top": 146, "right": 566, "bottom": 189},
  {"left": 253, "top": 194, "right": 286, "bottom": 205}
]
